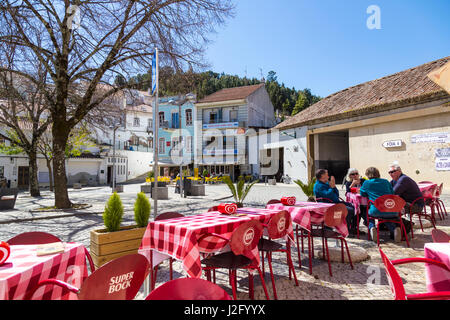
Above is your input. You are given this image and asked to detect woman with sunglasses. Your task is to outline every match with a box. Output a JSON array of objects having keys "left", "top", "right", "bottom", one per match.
[{"left": 344, "top": 168, "right": 366, "bottom": 193}]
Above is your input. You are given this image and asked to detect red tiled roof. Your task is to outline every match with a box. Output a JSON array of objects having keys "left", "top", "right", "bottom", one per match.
[
  {"left": 276, "top": 56, "right": 450, "bottom": 130},
  {"left": 197, "top": 83, "right": 265, "bottom": 104}
]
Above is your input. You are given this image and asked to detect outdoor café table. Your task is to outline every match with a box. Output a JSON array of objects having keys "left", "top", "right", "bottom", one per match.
[
  {"left": 138, "top": 207, "right": 289, "bottom": 279},
  {"left": 346, "top": 192, "right": 368, "bottom": 219},
  {"left": 418, "top": 182, "right": 438, "bottom": 197},
  {"left": 266, "top": 201, "right": 348, "bottom": 237},
  {"left": 424, "top": 242, "right": 450, "bottom": 293},
  {"left": 0, "top": 242, "right": 88, "bottom": 300}
]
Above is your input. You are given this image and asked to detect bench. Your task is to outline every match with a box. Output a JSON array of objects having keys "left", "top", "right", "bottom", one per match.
[{"left": 0, "top": 188, "right": 19, "bottom": 210}]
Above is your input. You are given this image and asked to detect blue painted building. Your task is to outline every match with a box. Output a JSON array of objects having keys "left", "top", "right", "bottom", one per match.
[{"left": 156, "top": 94, "right": 196, "bottom": 177}]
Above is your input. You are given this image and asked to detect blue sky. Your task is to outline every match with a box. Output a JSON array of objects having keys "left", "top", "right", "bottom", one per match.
[{"left": 204, "top": 0, "right": 450, "bottom": 98}]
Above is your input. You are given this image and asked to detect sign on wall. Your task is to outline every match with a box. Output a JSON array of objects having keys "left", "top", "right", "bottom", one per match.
[
  {"left": 382, "top": 140, "right": 402, "bottom": 148},
  {"left": 411, "top": 132, "right": 450, "bottom": 144},
  {"left": 435, "top": 147, "right": 450, "bottom": 171}
]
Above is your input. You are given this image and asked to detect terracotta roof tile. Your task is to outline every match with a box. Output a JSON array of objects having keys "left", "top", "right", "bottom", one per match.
[
  {"left": 276, "top": 56, "right": 450, "bottom": 130},
  {"left": 197, "top": 83, "right": 265, "bottom": 104}
]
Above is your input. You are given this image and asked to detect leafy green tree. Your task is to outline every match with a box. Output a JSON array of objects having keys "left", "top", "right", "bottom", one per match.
[{"left": 292, "top": 92, "right": 308, "bottom": 115}]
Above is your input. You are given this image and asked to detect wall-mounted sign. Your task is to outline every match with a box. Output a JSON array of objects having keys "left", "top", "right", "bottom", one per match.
[
  {"left": 411, "top": 132, "right": 450, "bottom": 144},
  {"left": 436, "top": 147, "right": 450, "bottom": 158},
  {"left": 382, "top": 140, "right": 402, "bottom": 148},
  {"left": 436, "top": 157, "right": 450, "bottom": 171},
  {"left": 202, "top": 122, "right": 239, "bottom": 130}
]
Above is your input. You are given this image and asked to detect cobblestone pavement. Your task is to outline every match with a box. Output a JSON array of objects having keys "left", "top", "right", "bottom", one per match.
[{"left": 0, "top": 182, "right": 449, "bottom": 300}]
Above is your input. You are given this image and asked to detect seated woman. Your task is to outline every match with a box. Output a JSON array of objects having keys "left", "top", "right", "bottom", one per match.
[
  {"left": 359, "top": 167, "right": 402, "bottom": 243},
  {"left": 344, "top": 168, "right": 368, "bottom": 227}
]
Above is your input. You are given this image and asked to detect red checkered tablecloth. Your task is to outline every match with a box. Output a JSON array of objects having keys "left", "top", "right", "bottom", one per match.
[
  {"left": 266, "top": 201, "right": 349, "bottom": 237},
  {"left": 418, "top": 183, "right": 437, "bottom": 197},
  {"left": 424, "top": 242, "right": 450, "bottom": 293},
  {"left": 0, "top": 243, "right": 88, "bottom": 300},
  {"left": 346, "top": 192, "right": 368, "bottom": 217},
  {"left": 138, "top": 208, "right": 287, "bottom": 278}
]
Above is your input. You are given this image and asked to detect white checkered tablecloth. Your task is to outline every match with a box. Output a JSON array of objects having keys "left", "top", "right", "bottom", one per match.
[
  {"left": 0, "top": 243, "right": 88, "bottom": 300},
  {"left": 139, "top": 208, "right": 290, "bottom": 279},
  {"left": 346, "top": 192, "right": 368, "bottom": 217},
  {"left": 266, "top": 201, "right": 349, "bottom": 237}
]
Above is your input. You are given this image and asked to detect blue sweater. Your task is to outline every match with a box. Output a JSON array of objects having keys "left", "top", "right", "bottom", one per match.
[
  {"left": 313, "top": 180, "right": 340, "bottom": 203},
  {"left": 359, "top": 178, "right": 395, "bottom": 216},
  {"left": 390, "top": 174, "right": 424, "bottom": 206}
]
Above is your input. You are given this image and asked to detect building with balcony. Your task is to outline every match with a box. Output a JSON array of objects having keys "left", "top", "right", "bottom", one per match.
[{"left": 194, "top": 84, "right": 276, "bottom": 180}]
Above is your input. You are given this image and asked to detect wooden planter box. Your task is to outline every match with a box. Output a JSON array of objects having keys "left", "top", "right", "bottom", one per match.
[{"left": 90, "top": 225, "right": 146, "bottom": 269}]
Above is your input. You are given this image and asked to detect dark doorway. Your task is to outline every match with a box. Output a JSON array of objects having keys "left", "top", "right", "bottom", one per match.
[
  {"left": 18, "top": 166, "right": 30, "bottom": 189},
  {"left": 107, "top": 166, "right": 112, "bottom": 185}
]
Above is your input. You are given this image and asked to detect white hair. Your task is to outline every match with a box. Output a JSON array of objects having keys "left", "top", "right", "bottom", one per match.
[
  {"left": 389, "top": 163, "right": 401, "bottom": 171},
  {"left": 345, "top": 168, "right": 359, "bottom": 182}
]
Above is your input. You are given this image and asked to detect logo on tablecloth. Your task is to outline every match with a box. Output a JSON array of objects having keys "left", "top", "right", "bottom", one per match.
[
  {"left": 0, "top": 241, "right": 10, "bottom": 265},
  {"left": 277, "top": 217, "right": 286, "bottom": 233},
  {"left": 108, "top": 272, "right": 134, "bottom": 294}
]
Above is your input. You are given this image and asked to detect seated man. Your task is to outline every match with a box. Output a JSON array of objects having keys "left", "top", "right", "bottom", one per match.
[
  {"left": 388, "top": 164, "right": 424, "bottom": 215},
  {"left": 360, "top": 167, "right": 401, "bottom": 243},
  {"left": 313, "top": 169, "right": 358, "bottom": 235}
]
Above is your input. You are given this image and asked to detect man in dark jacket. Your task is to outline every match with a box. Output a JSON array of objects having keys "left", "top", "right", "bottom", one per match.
[{"left": 388, "top": 164, "right": 424, "bottom": 214}]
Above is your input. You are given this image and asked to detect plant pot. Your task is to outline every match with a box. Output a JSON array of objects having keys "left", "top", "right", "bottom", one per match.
[
  {"left": 140, "top": 184, "right": 152, "bottom": 194},
  {"left": 90, "top": 225, "right": 147, "bottom": 269},
  {"left": 113, "top": 185, "right": 123, "bottom": 193},
  {"left": 235, "top": 202, "right": 244, "bottom": 208}
]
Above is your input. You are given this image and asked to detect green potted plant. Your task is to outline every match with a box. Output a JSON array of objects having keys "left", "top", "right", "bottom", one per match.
[
  {"left": 294, "top": 177, "right": 317, "bottom": 202},
  {"left": 90, "top": 192, "right": 149, "bottom": 269},
  {"left": 222, "top": 175, "right": 259, "bottom": 208}
]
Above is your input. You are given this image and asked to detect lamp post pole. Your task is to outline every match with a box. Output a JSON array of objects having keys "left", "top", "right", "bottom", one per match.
[
  {"left": 111, "top": 125, "right": 120, "bottom": 192},
  {"left": 179, "top": 102, "right": 184, "bottom": 198}
]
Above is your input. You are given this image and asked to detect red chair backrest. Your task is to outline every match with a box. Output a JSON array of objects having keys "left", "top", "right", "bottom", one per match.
[
  {"left": 378, "top": 248, "right": 407, "bottom": 300},
  {"left": 78, "top": 253, "right": 149, "bottom": 300},
  {"left": 315, "top": 197, "right": 334, "bottom": 203},
  {"left": 155, "top": 212, "right": 184, "bottom": 221},
  {"left": 436, "top": 183, "right": 443, "bottom": 197},
  {"left": 208, "top": 206, "right": 219, "bottom": 212},
  {"left": 431, "top": 229, "right": 450, "bottom": 243},
  {"left": 267, "top": 210, "right": 291, "bottom": 240},
  {"left": 7, "top": 232, "right": 62, "bottom": 245},
  {"left": 418, "top": 181, "right": 433, "bottom": 184},
  {"left": 324, "top": 203, "right": 348, "bottom": 227},
  {"left": 266, "top": 199, "right": 281, "bottom": 205},
  {"left": 230, "top": 220, "right": 263, "bottom": 256},
  {"left": 373, "top": 195, "right": 405, "bottom": 213},
  {"left": 145, "top": 278, "right": 231, "bottom": 300}
]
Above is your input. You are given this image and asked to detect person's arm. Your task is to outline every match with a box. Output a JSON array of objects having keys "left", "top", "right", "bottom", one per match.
[
  {"left": 392, "top": 177, "right": 407, "bottom": 196},
  {"left": 359, "top": 183, "right": 369, "bottom": 197}
]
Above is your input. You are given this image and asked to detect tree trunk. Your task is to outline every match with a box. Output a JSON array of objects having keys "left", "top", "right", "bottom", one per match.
[
  {"left": 28, "top": 149, "right": 40, "bottom": 197},
  {"left": 46, "top": 158, "right": 54, "bottom": 192},
  {"left": 52, "top": 124, "right": 71, "bottom": 208}
]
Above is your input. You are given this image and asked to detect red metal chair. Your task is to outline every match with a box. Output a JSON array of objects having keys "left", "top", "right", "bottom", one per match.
[
  {"left": 367, "top": 195, "right": 410, "bottom": 247},
  {"left": 266, "top": 199, "right": 281, "bottom": 205},
  {"left": 150, "top": 212, "right": 184, "bottom": 290},
  {"left": 418, "top": 181, "right": 434, "bottom": 184},
  {"left": 424, "top": 185, "right": 444, "bottom": 221},
  {"left": 378, "top": 247, "right": 450, "bottom": 300},
  {"left": 431, "top": 229, "right": 450, "bottom": 243},
  {"left": 145, "top": 278, "right": 232, "bottom": 300},
  {"left": 433, "top": 183, "right": 447, "bottom": 218},
  {"left": 24, "top": 253, "right": 149, "bottom": 300},
  {"left": 7, "top": 232, "right": 95, "bottom": 273},
  {"left": 200, "top": 220, "right": 270, "bottom": 300},
  {"left": 308, "top": 203, "right": 353, "bottom": 277},
  {"left": 258, "top": 210, "right": 298, "bottom": 299},
  {"left": 408, "top": 196, "right": 437, "bottom": 238}
]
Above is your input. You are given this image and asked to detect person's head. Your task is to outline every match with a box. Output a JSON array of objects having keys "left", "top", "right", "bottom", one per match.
[
  {"left": 365, "top": 167, "right": 380, "bottom": 179},
  {"left": 388, "top": 164, "right": 402, "bottom": 180},
  {"left": 345, "top": 168, "right": 360, "bottom": 182},
  {"left": 315, "top": 169, "right": 329, "bottom": 182}
]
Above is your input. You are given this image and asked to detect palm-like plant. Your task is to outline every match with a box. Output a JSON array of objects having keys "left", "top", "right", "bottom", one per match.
[
  {"left": 222, "top": 175, "right": 259, "bottom": 207},
  {"left": 294, "top": 177, "right": 317, "bottom": 202}
]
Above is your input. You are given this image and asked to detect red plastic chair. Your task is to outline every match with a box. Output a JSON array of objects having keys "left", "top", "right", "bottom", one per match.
[
  {"left": 150, "top": 212, "right": 184, "bottom": 290},
  {"left": 200, "top": 220, "right": 270, "bottom": 300},
  {"left": 7, "top": 232, "right": 95, "bottom": 273},
  {"left": 378, "top": 247, "right": 450, "bottom": 300},
  {"left": 145, "top": 278, "right": 232, "bottom": 300},
  {"left": 266, "top": 199, "right": 281, "bottom": 205},
  {"left": 367, "top": 195, "right": 410, "bottom": 247},
  {"left": 258, "top": 210, "right": 298, "bottom": 299},
  {"left": 431, "top": 229, "right": 450, "bottom": 243},
  {"left": 408, "top": 196, "right": 437, "bottom": 238},
  {"left": 24, "top": 253, "right": 149, "bottom": 300},
  {"left": 433, "top": 183, "right": 447, "bottom": 218},
  {"left": 424, "top": 185, "right": 444, "bottom": 221},
  {"left": 308, "top": 203, "right": 353, "bottom": 277}
]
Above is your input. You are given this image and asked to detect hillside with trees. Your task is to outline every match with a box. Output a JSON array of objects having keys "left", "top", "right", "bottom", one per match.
[{"left": 117, "top": 69, "right": 321, "bottom": 117}]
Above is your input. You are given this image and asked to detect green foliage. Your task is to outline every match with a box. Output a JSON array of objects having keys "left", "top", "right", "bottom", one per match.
[
  {"left": 294, "top": 177, "right": 317, "bottom": 199},
  {"left": 222, "top": 176, "right": 259, "bottom": 206},
  {"left": 147, "top": 171, "right": 154, "bottom": 178},
  {"left": 103, "top": 192, "right": 124, "bottom": 232},
  {"left": 134, "top": 192, "right": 151, "bottom": 228},
  {"left": 292, "top": 92, "right": 308, "bottom": 116}
]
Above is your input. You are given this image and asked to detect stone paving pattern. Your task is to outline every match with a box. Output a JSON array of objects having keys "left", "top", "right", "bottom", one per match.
[{"left": 0, "top": 182, "right": 449, "bottom": 300}]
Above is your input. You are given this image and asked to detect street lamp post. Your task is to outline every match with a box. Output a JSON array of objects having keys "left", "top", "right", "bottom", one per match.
[{"left": 111, "top": 124, "right": 121, "bottom": 191}]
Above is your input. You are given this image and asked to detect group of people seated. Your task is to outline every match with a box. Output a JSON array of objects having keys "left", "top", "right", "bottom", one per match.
[{"left": 313, "top": 163, "right": 424, "bottom": 243}]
